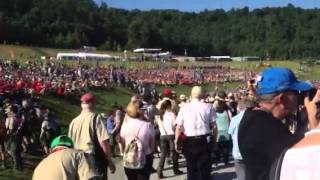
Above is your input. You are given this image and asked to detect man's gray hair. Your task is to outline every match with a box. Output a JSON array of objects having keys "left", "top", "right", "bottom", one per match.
[
  {"left": 238, "top": 98, "right": 256, "bottom": 111},
  {"left": 256, "top": 92, "right": 279, "bottom": 103}
]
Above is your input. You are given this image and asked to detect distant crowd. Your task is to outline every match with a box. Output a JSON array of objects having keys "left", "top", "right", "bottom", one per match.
[{"left": 0, "top": 60, "right": 251, "bottom": 99}]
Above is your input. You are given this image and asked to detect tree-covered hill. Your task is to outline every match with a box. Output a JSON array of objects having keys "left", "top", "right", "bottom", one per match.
[{"left": 1, "top": 1, "right": 320, "bottom": 59}]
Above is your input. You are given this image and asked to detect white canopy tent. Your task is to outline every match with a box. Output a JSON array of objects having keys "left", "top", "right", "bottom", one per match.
[
  {"left": 133, "top": 48, "right": 162, "bottom": 53},
  {"left": 57, "top": 52, "right": 115, "bottom": 60}
]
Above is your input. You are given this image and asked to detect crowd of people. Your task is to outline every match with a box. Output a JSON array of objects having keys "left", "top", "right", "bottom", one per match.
[
  {"left": 0, "top": 90, "right": 60, "bottom": 170},
  {"left": 0, "top": 59, "right": 319, "bottom": 180},
  {"left": 125, "top": 65, "right": 246, "bottom": 85},
  {"left": 0, "top": 60, "right": 249, "bottom": 99}
]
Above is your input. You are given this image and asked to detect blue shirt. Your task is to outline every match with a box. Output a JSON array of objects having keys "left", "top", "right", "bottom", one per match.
[
  {"left": 228, "top": 110, "right": 245, "bottom": 160},
  {"left": 105, "top": 116, "right": 114, "bottom": 134}
]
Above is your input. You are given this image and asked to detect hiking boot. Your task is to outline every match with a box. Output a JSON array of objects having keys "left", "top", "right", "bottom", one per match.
[
  {"left": 150, "top": 167, "right": 157, "bottom": 173},
  {"left": 157, "top": 171, "right": 164, "bottom": 179},
  {"left": 1, "top": 161, "right": 7, "bottom": 169},
  {"left": 174, "top": 170, "right": 183, "bottom": 175}
]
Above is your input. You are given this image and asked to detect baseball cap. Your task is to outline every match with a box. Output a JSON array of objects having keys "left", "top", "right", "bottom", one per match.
[
  {"left": 50, "top": 135, "right": 74, "bottom": 149},
  {"left": 163, "top": 88, "right": 172, "bottom": 97},
  {"left": 179, "top": 94, "right": 186, "bottom": 100},
  {"left": 256, "top": 67, "right": 313, "bottom": 94},
  {"left": 80, "top": 92, "right": 95, "bottom": 104}
]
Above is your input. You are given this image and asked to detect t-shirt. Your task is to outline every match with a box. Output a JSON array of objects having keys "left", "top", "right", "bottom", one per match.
[
  {"left": 68, "top": 111, "right": 109, "bottom": 154},
  {"left": 157, "top": 111, "right": 176, "bottom": 136},
  {"left": 216, "top": 111, "right": 230, "bottom": 142},
  {"left": 228, "top": 110, "right": 246, "bottom": 160},
  {"left": 120, "top": 116, "right": 155, "bottom": 155},
  {"left": 280, "top": 145, "right": 320, "bottom": 180},
  {"left": 32, "top": 148, "right": 98, "bottom": 180},
  {"left": 238, "top": 109, "right": 300, "bottom": 180},
  {"left": 105, "top": 117, "right": 114, "bottom": 134}
]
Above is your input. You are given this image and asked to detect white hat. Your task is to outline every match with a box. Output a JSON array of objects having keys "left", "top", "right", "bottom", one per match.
[
  {"left": 100, "top": 113, "right": 107, "bottom": 118},
  {"left": 179, "top": 94, "right": 186, "bottom": 100}
]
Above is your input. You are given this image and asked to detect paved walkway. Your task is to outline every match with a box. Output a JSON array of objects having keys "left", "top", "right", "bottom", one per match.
[{"left": 109, "top": 156, "right": 236, "bottom": 180}]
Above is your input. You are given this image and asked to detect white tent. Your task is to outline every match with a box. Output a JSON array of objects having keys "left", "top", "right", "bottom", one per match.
[
  {"left": 57, "top": 52, "right": 113, "bottom": 60},
  {"left": 133, "top": 48, "right": 162, "bottom": 53}
]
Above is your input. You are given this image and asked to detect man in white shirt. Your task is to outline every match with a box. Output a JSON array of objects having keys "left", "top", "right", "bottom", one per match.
[{"left": 175, "top": 86, "right": 216, "bottom": 180}]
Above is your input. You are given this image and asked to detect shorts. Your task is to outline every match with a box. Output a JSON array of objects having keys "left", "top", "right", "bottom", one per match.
[
  {"left": 108, "top": 134, "right": 116, "bottom": 147},
  {"left": 114, "top": 134, "right": 120, "bottom": 143}
]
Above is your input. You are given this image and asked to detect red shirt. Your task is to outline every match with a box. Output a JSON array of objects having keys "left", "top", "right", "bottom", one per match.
[{"left": 56, "top": 86, "right": 65, "bottom": 95}]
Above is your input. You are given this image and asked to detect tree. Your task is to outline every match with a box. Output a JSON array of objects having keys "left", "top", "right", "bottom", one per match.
[{"left": 1, "top": 0, "right": 320, "bottom": 58}]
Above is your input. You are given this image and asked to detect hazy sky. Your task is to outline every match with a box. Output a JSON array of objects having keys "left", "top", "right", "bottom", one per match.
[{"left": 96, "top": 0, "right": 320, "bottom": 12}]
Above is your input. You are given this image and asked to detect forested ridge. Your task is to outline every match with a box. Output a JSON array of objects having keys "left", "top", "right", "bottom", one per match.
[{"left": 1, "top": 1, "right": 320, "bottom": 59}]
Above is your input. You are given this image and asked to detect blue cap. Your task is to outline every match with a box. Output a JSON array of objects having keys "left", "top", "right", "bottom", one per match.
[{"left": 256, "top": 67, "right": 313, "bottom": 94}]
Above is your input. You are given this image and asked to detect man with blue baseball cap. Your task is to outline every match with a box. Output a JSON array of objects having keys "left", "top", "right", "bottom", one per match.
[
  {"left": 256, "top": 67, "right": 312, "bottom": 94},
  {"left": 238, "top": 67, "right": 313, "bottom": 180}
]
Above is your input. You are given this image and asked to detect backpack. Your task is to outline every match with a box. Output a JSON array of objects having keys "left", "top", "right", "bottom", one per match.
[
  {"left": 123, "top": 124, "right": 146, "bottom": 169},
  {"left": 92, "top": 114, "right": 108, "bottom": 171}
]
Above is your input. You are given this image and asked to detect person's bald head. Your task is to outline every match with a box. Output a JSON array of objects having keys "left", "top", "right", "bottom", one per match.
[{"left": 191, "top": 86, "right": 202, "bottom": 99}]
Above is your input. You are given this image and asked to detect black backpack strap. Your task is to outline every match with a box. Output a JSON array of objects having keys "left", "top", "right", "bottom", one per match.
[
  {"left": 92, "top": 113, "right": 108, "bottom": 170},
  {"left": 92, "top": 114, "right": 99, "bottom": 147},
  {"left": 269, "top": 148, "right": 288, "bottom": 180}
]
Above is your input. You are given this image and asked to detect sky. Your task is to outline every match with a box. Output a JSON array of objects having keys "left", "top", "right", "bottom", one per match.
[{"left": 96, "top": 0, "right": 320, "bottom": 12}]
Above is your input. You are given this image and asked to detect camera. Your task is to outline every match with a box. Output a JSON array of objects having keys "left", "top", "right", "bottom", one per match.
[
  {"left": 298, "top": 88, "right": 320, "bottom": 120},
  {"left": 299, "top": 88, "right": 317, "bottom": 105}
]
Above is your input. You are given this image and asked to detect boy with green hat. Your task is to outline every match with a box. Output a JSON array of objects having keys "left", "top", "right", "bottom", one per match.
[{"left": 33, "top": 135, "right": 99, "bottom": 180}]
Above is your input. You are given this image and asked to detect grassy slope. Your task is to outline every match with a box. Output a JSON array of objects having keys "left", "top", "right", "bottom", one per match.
[
  {"left": 43, "top": 87, "right": 134, "bottom": 133},
  {"left": 0, "top": 87, "right": 133, "bottom": 180}
]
